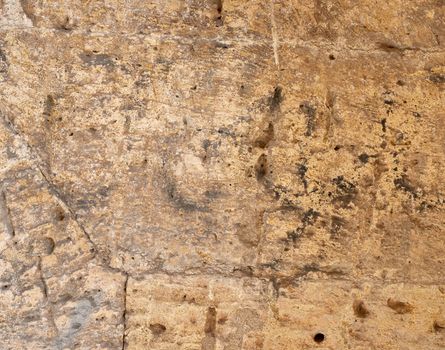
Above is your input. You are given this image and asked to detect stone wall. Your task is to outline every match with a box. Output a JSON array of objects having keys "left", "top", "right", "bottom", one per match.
[{"left": 0, "top": 1, "right": 444, "bottom": 349}]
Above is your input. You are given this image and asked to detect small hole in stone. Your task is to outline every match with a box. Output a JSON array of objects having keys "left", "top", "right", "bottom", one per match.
[
  {"left": 57, "top": 211, "right": 65, "bottom": 221},
  {"left": 149, "top": 323, "right": 166, "bottom": 336},
  {"left": 329, "top": 54, "right": 335, "bottom": 60},
  {"left": 313, "top": 333, "right": 325, "bottom": 343}
]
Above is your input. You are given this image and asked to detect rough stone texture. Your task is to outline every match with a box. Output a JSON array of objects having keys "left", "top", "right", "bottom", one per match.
[{"left": 0, "top": 1, "right": 444, "bottom": 349}]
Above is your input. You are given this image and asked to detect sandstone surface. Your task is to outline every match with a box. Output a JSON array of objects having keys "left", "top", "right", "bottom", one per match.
[{"left": 0, "top": 1, "right": 444, "bottom": 349}]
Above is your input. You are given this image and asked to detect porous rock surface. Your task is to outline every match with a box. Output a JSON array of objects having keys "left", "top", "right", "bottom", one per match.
[{"left": 0, "top": 1, "right": 444, "bottom": 349}]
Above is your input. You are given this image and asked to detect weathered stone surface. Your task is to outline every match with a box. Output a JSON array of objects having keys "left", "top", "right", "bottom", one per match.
[{"left": 0, "top": 0, "right": 444, "bottom": 349}]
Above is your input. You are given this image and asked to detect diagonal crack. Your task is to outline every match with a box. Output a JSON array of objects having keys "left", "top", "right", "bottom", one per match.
[
  {"left": 0, "top": 112, "right": 132, "bottom": 280},
  {"left": 36, "top": 166, "right": 97, "bottom": 249},
  {"left": 0, "top": 112, "right": 97, "bottom": 252}
]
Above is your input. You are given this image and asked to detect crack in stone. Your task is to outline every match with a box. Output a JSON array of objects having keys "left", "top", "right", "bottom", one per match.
[
  {"left": 0, "top": 112, "right": 129, "bottom": 278},
  {"left": 201, "top": 306, "right": 217, "bottom": 350},
  {"left": 0, "top": 112, "right": 97, "bottom": 252},
  {"left": 37, "top": 256, "right": 59, "bottom": 335},
  {"left": 270, "top": 0, "right": 280, "bottom": 68},
  {"left": 35, "top": 167, "right": 98, "bottom": 251},
  {"left": 37, "top": 257, "right": 48, "bottom": 298},
  {"left": 0, "top": 189, "right": 15, "bottom": 238},
  {"left": 121, "top": 273, "right": 129, "bottom": 350}
]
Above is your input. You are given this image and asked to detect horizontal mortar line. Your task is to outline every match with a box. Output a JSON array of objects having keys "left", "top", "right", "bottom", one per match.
[
  {"left": 113, "top": 269, "right": 445, "bottom": 287},
  {"left": 0, "top": 26, "right": 444, "bottom": 54}
]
